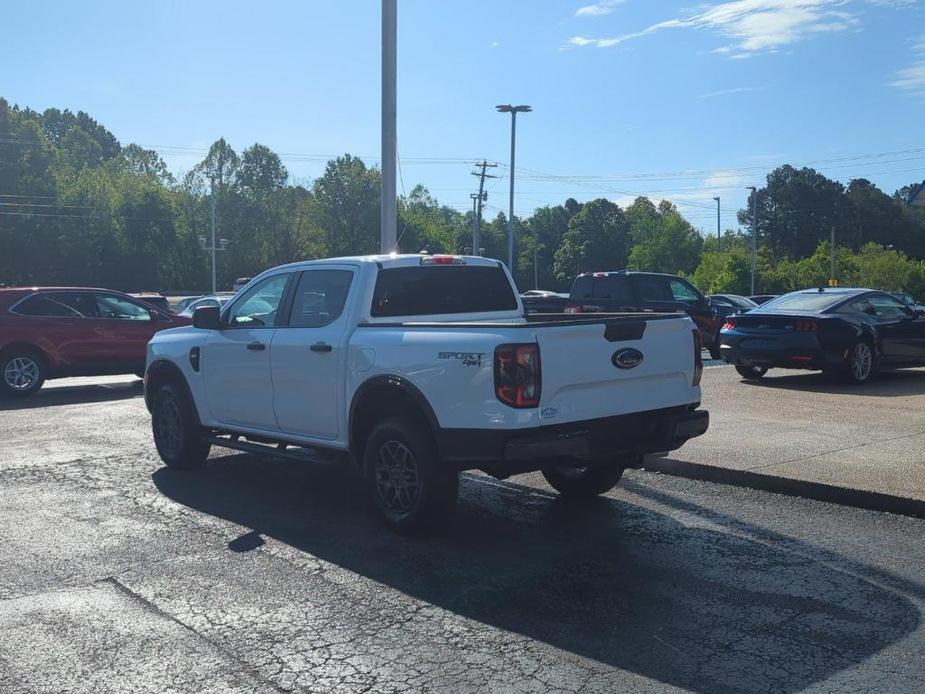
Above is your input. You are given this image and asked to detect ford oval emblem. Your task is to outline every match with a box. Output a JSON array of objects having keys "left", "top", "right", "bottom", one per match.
[{"left": 612, "top": 348, "right": 644, "bottom": 369}]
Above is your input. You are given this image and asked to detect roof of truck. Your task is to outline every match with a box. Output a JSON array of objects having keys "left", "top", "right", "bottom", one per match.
[{"left": 266, "top": 254, "right": 506, "bottom": 272}]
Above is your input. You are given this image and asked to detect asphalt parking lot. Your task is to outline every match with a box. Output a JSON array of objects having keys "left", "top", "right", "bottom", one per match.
[{"left": 1, "top": 369, "right": 925, "bottom": 692}]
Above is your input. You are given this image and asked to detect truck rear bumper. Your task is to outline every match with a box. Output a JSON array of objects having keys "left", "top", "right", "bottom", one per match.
[{"left": 437, "top": 405, "right": 709, "bottom": 477}]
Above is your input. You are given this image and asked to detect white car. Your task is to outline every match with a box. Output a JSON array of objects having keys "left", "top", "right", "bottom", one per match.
[
  {"left": 177, "top": 294, "right": 234, "bottom": 318},
  {"left": 144, "top": 254, "right": 708, "bottom": 532}
]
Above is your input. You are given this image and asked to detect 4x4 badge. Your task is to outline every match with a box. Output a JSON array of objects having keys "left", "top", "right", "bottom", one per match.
[{"left": 612, "top": 348, "right": 644, "bottom": 369}]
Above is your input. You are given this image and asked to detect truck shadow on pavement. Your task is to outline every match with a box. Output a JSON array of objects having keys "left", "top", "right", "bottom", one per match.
[
  {"left": 739, "top": 367, "right": 925, "bottom": 397},
  {"left": 153, "top": 456, "right": 922, "bottom": 693},
  {"left": 0, "top": 380, "right": 143, "bottom": 411}
]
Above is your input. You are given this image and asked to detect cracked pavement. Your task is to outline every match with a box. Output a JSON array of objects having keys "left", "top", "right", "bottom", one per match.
[{"left": 0, "top": 375, "right": 924, "bottom": 692}]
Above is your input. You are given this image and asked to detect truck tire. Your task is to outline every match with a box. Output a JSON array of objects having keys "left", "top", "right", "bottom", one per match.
[
  {"left": 542, "top": 459, "right": 628, "bottom": 499},
  {"left": 363, "top": 416, "right": 458, "bottom": 534},
  {"left": 151, "top": 382, "right": 210, "bottom": 470},
  {"left": 0, "top": 348, "right": 46, "bottom": 398}
]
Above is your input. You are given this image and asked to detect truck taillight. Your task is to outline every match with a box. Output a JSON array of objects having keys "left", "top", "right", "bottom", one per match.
[
  {"left": 692, "top": 329, "right": 703, "bottom": 386},
  {"left": 495, "top": 343, "right": 541, "bottom": 408}
]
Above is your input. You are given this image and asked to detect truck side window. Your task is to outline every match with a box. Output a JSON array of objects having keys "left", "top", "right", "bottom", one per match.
[
  {"left": 226, "top": 274, "right": 290, "bottom": 328},
  {"left": 288, "top": 270, "right": 354, "bottom": 328},
  {"left": 669, "top": 279, "right": 702, "bottom": 303}
]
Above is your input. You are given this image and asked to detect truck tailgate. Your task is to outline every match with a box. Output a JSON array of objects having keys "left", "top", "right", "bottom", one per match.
[{"left": 535, "top": 316, "right": 698, "bottom": 423}]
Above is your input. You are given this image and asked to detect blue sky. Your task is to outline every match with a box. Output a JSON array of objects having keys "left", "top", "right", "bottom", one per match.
[{"left": 2, "top": 0, "right": 924, "bottom": 231}]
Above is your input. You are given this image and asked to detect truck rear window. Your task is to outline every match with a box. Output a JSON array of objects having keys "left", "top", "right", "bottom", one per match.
[{"left": 371, "top": 265, "right": 518, "bottom": 317}]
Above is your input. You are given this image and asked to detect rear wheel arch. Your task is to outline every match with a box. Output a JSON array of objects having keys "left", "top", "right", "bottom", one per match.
[{"left": 349, "top": 376, "right": 439, "bottom": 465}]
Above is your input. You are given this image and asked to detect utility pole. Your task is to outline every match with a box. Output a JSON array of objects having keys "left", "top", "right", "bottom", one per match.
[
  {"left": 380, "top": 0, "right": 397, "bottom": 254},
  {"left": 200, "top": 176, "right": 230, "bottom": 293},
  {"left": 713, "top": 196, "right": 721, "bottom": 249},
  {"left": 534, "top": 246, "right": 539, "bottom": 289},
  {"left": 470, "top": 160, "right": 497, "bottom": 255},
  {"left": 210, "top": 177, "right": 217, "bottom": 293},
  {"left": 747, "top": 186, "right": 757, "bottom": 294},
  {"left": 469, "top": 193, "right": 479, "bottom": 253},
  {"left": 496, "top": 104, "right": 531, "bottom": 272},
  {"left": 830, "top": 225, "right": 836, "bottom": 285}
]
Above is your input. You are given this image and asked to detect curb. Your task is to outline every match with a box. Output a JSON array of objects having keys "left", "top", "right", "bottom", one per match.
[{"left": 642, "top": 457, "right": 925, "bottom": 520}]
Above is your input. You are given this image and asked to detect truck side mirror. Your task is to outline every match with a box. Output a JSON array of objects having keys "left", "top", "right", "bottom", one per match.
[{"left": 193, "top": 305, "right": 221, "bottom": 330}]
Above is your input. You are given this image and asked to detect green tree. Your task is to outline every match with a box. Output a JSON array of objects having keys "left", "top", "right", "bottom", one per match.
[
  {"left": 553, "top": 198, "right": 630, "bottom": 283},
  {"left": 626, "top": 198, "right": 703, "bottom": 274},
  {"left": 306, "top": 154, "right": 380, "bottom": 257}
]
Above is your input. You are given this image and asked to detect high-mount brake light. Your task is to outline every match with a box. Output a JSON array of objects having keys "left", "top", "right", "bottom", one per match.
[
  {"left": 692, "top": 329, "right": 703, "bottom": 386},
  {"left": 420, "top": 255, "right": 465, "bottom": 265},
  {"left": 494, "top": 343, "right": 541, "bottom": 408}
]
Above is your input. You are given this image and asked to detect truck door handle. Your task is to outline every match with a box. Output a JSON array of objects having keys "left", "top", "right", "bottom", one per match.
[
  {"left": 310, "top": 342, "right": 333, "bottom": 353},
  {"left": 246, "top": 342, "right": 266, "bottom": 351}
]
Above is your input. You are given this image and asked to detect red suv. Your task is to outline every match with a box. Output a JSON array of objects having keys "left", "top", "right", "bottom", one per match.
[{"left": 0, "top": 287, "right": 188, "bottom": 397}]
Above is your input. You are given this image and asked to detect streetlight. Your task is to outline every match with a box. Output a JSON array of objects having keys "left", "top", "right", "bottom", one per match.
[
  {"left": 746, "top": 186, "right": 757, "bottom": 295},
  {"left": 496, "top": 104, "right": 531, "bottom": 273},
  {"left": 380, "top": 0, "right": 397, "bottom": 254}
]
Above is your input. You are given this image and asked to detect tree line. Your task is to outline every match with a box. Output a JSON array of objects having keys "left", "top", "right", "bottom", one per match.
[{"left": 2, "top": 98, "right": 924, "bottom": 297}]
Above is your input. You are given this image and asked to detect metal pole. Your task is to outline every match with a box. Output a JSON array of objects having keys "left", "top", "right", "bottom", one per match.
[
  {"left": 534, "top": 246, "right": 538, "bottom": 289},
  {"left": 713, "top": 196, "right": 721, "bottom": 248},
  {"left": 210, "top": 177, "right": 217, "bottom": 294},
  {"left": 507, "top": 112, "right": 516, "bottom": 271},
  {"left": 748, "top": 186, "right": 757, "bottom": 294},
  {"left": 831, "top": 226, "right": 836, "bottom": 283},
  {"left": 380, "top": 0, "right": 397, "bottom": 254}
]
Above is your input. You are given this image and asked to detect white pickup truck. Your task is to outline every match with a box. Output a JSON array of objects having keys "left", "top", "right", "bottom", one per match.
[{"left": 145, "top": 254, "right": 708, "bottom": 531}]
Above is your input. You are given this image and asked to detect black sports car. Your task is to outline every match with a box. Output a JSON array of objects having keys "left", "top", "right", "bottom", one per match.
[{"left": 720, "top": 288, "right": 925, "bottom": 384}]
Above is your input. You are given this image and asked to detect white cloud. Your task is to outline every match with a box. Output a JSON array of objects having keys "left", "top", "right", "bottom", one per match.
[
  {"left": 697, "top": 85, "right": 767, "bottom": 98},
  {"left": 891, "top": 35, "right": 925, "bottom": 93},
  {"left": 575, "top": 0, "right": 627, "bottom": 17},
  {"left": 562, "top": 0, "right": 891, "bottom": 57}
]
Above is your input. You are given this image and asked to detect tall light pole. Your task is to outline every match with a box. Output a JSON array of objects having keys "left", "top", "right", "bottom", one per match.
[
  {"left": 747, "top": 186, "right": 757, "bottom": 294},
  {"left": 380, "top": 0, "right": 397, "bottom": 254},
  {"left": 496, "top": 104, "right": 531, "bottom": 273},
  {"left": 210, "top": 176, "right": 217, "bottom": 293},
  {"left": 713, "top": 196, "right": 721, "bottom": 249}
]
